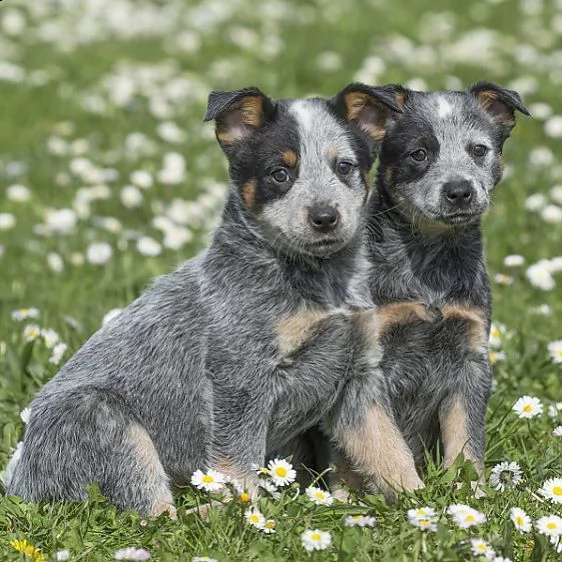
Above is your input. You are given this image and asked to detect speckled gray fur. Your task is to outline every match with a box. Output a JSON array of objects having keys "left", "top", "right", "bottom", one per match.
[
  {"left": 5, "top": 84, "right": 406, "bottom": 514},
  {"left": 280, "top": 82, "right": 529, "bottom": 494}
]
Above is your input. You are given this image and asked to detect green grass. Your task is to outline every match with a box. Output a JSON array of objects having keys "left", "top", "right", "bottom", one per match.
[{"left": 1, "top": 0, "right": 562, "bottom": 559}]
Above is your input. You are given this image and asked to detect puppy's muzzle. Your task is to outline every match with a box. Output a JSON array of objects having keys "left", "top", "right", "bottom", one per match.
[
  {"left": 308, "top": 205, "right": 340, "bottom": 233},
  {"left": 442, "top": 180, "right": 474, "bottom": 209}
]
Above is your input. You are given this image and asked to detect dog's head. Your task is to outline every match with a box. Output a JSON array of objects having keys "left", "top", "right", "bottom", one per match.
[
  {"left": 377, "top": 82, "right": 530, "bottom": 228},
  {"left": 205, "top": 83, "right": 404, "bottom": 257}
]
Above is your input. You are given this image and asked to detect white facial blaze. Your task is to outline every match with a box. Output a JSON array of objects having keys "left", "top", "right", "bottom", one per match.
[
  {"left": 289, "top": 100, "right": 356, "bottom": 178},
  {"left": 437, "top": 96, "right": 453, "bottom": 120}
]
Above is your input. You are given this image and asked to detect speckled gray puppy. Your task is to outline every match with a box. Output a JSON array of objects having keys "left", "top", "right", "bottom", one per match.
[
  {"left": 283, "top": 82, "right": 529, "bottom": 499},
  {"left": 5, "top": 83, "right": 411, "bottom": 515}
]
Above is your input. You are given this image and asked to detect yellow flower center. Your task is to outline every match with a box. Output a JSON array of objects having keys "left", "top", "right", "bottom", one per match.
[
  {"left": 547, "top": 522, "right": 556, "bottom": 529},
  {"left": 557, "top": 350, "right": 562, "bottom": 358},
  {"left": 315, "top": 492, "right": 325, "bottom": 499},
  {"left": 522, "top": 405, "right": 532, "bottom": 413},
  {"left": 311, "top": 533, "right": 321, "bottom": 542},
  {"left": 476, "top": 545, "right": 486, "bottom": 551},
  {"left": 491, "top": 328, "right": 499, "bottom": 338},
  {"left": 489, "top": 352, "right": 497, "bottom": 364},
  {"left": 250, "top": 514, "right": 260, "bottom": 523},
  {"left": 419, "top": 520, "right": 429, "bottom": 526},
  {"left": 202, "top": 475, "right": 214, "bottom": 483},
  {"left": 239, "top": 492, "right": 250, "bottom": 503},
  {"left": 465, "top": 515, "right": 475, "bottom": 522},
  {"left": 265, "top": 520, "right": 275, "bottom": 529},
  {"left": 275, "top": 467, "right": 287, "bottom": 477},
  {"left": 353, "top": 515, "right": 362, "bottom": 520},
  {"left": 553, "top": 486, "right": 562, "bottom": 496},
  {"left": 516, "top": 517, "right": 523, "bottom": 525}
]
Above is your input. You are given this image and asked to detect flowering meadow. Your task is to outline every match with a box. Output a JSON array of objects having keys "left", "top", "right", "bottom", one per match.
[{"left": 1, "top": 0, "right": 562, "bottom": 559}]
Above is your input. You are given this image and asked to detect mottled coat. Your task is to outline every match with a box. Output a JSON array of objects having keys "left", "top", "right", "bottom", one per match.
[{"left": 6, "top": 84, "right": 418, "bottom": 514}]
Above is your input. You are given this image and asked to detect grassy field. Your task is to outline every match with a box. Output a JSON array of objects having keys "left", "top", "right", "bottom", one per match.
[{"left": 1, "top": 0, "right": 562, "bottom": 559}]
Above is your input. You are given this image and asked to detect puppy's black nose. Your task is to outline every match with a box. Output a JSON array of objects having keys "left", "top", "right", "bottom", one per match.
[
  {"left": 443, "top": 180, "right": 474, "bottom": 207},
  {"left": 308, "top": 206, "right": 339, "bottom": 233}
]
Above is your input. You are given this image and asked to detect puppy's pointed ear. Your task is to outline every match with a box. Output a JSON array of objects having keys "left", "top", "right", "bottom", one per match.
[
  {"left": 204, "top": 87, "right": 275, "bottom": 148},
  {"left": 469, "top": 81, "right": 530, "bottom": 131},
  {"left": 331, "top": 83, "right": 408, "bottom": 142}
]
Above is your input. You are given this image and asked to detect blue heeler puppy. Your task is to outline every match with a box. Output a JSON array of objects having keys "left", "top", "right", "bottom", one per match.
[
  {"left": 285, "top": 82, "right": 529, "bottom": 497},
  {"left": 5, "top": 83, "right": 411, "bottom": 515}
]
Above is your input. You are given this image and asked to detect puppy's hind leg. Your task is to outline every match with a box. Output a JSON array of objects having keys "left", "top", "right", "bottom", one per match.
[
  {"left": 112, "top": 423, "right": 176, "bottom": 518},
  {"left": 6, "top": 390, "right": 174, "bottom": 517}
]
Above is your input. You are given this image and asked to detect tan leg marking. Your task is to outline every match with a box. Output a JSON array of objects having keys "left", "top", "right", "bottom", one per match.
[
  {"left": 335, "top": 404, "right": 423, "bottom": 501},
  {"left": 376, "top": 302, "right": 440, "bottom": 336},
  {"left": 275, "top": 310, "right": 331, "bottom": 356},
  {"left": 129, "top": 424, "right": 175, "bottom": 517},
  {"left": 441, "top": 304, "right": 487, "bottom": 353},
  {"left": 440, "top": 398, "right": 484, "bottom": 474}
]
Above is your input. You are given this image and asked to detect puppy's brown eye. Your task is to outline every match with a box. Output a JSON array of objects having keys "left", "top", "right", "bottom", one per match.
[
  {"left": 337, "top": 161, "right": 354, "bottom": 175},
  {"left": 410, "top": 149, "right": 427, "bottom": 162},
  {"left": 471, "top": 144, "right": 489, "bottom": 158},
  {"left": 271, "top": 169, "right": 289, "bottom": 183}
]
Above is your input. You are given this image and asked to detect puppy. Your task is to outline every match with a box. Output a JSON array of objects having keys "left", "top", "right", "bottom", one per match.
[
  {"left": 285, "top": 82, "right": 529, "bottom": 498},
  {"left": 5, "top": 83, "right": 409, "bottom": 515}
]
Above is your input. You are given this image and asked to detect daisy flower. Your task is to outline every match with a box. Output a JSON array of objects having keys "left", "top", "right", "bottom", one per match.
[
  {"left": 245, "top": 507, "right": 265, "bottom": 529},
  {"left": 55, "top": 551, "right": 70, "bottom": 561},
  {"left": 536, "top": 515, "right": 562, "bottom": 536},
  {"left": 539, "top": 478, "right": 562, "bottom": 503},
  {"left": 512, "top": 396, "right": 543, "bottom": 418},
  {"left": 190, "top": 469, "right": 226, "bottom": 493},
  {"left": 343, "top": 514, "right": 376, "bottom": 527},
  {"left": 547, "top": 340, "right": 562, "bottom": 364},
  {"left": 408, "top": 507, "right": 438, "bottom": 532},
  {"left": 447, "top": 504, "right": 487, "bottom": 528},
  {"left": 259, "top": 480, "right": 281, "bottom": 499},
  {"left": 503, "top": 255, "right": 525, "bottom": 267},
  {"left": 192, "top": 558, "right": 218, "bottom": 562},
  {"left": 49, "top": 342, "right": 68, "bottom": 365},
  {"left": 409, "top": 517, "right": 437, "bottom": 532},
  {"left": 238, "top": 492, "right": 251, "bottom": 503},
  {"left": 489, "top": 351, "right": 506, "bottom": 365},
  {"left": 510, "top": 507, "right": 532, "bottom": 532},
  {"left": 489, "top": 461, "right": 522, "bottom": 491},
  {"left": 553, "top": 426, "right": 562, "bottom": 437},
  {"left": 493, "top": 557, "right": 512, "bottom": 562},
  {"left": 526, "top": 261, "right": 555, "bottom": 291},
  {"left": 114, "top": 548, "right": 150, "bottom": 561},
  {"left": 550, "top": 536, "right": 562, "bottom": 554},
  {"left": 20, "top": 407, "right": 31, "bottom": 424},
  {"left": 267, "top": 458, "right": 296, "bottom": 487},
  {"left": 305, "top": 486, "right": 334, "bottom": 506},
  {"left": 493, "top": 274, "right": 513, "bottom": 286},
  {"left": 11, "top": 308, "right": 40, "bottom": 321},
  {"left": 488, "top": 323, "right": 503, "bottom": 347},
  {"left": 41, "top": 329, "right": 60, "bottom": 349},
  {"left": 469, "top": 537, "right": 495, "bottom": 559},
  {"left": 262, "top": 519, "right": 276, "bottom": 534},
  {"left": 10, "top": 539, "right": 44, "bottom": 562},
  {"left": 548, "top": 403, "right": 562, "bottom": 418},
  {"left": 86, "top": 241, "right": 113, "bottom": 265},
  {"left": 23, "top": 324, "right": 41, "bottom": 342},
  {"left": 301, "top": 529, "right": 332, "bottom": 552}
]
